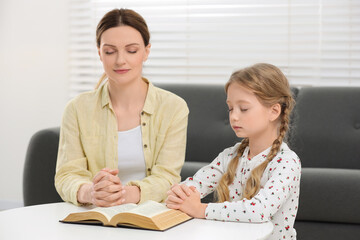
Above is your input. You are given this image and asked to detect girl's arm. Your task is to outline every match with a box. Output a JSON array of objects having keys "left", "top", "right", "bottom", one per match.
[
  {"left": 182, "top": 145, "right": 238, "bottom": 198},
  {"left": 205, "top": 156, "right": 301, "bottom": 223},
  {"left": 166, "top": 145, "right": 239, "bottom": 216}
]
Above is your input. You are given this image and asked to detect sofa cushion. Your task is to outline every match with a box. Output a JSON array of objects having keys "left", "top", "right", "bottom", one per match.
[
  {"left": 295, "top": 220, "right": 360, "bottom": 240},
  {"left": 296, "top": 168, "right": 360, "bottom": 224}
]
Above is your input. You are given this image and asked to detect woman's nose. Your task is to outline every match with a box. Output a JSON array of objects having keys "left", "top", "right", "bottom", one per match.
[{"left": 116, "top": 52, "right": 125, "bottom": 65}]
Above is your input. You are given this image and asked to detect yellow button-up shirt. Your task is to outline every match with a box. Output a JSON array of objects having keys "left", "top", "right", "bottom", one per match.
[{"left": 55, "top": 79, "right": 189, "bottom": 205}]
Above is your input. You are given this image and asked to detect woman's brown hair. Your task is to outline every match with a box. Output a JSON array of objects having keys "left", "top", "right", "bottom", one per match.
[
  {"left": 216, "top": 63, "right": 295, "bottom": 202},
  {"left": 95, "top": 8, "right": 150, "bottom": 89}
]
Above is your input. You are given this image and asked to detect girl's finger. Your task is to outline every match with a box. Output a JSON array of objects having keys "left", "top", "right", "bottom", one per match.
[
  {"left": 167, "top": 195, "right": 184, "bottom": 204},
  {"left": 180, "top": 184, "right": 192, "bottom": 196},
  {"left": 171, "top": 185, "right": 188, "bottom": 200},
  {"left": 166, "top": 203, "right": 181, "bottom": 210}
]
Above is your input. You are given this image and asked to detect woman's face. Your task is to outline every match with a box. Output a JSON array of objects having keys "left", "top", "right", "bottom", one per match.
[
  {"left": 98, "top": 25, "right": 150, "bottom": 85},
  {"left": 226, "top": 82, "right": 280, "bottom": 139}
]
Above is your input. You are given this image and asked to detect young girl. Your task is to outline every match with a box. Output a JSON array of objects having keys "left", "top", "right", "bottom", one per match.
[{"left": 166, "top": 63, "right": 301, "bottom": 240}]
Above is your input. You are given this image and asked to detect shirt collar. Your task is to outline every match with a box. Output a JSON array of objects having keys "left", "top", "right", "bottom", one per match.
[
  {"left": 142, "top": 77, "right": 155, "bottom": 115},
  {"left": 100, "top": 77, "right": 156, "bottom": 115},
  {"left": 242, "top": 142, "right": 289, "bottom": 161}
]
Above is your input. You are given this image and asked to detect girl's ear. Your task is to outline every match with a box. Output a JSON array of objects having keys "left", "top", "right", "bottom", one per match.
[{"left": 269, "top": 103, "right": 282, "bottom": 122}]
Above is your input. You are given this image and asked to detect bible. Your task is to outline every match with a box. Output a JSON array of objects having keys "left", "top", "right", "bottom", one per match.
[{"left": 60, "top": 200, "right": 192, "bottom": 231}]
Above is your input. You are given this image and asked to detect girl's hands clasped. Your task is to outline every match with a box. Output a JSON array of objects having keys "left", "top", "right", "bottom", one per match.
[{"left": 165, "top": 183, "right": 207, "bottom": 219}]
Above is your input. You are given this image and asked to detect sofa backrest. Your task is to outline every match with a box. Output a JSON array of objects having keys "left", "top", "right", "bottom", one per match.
[
  {"left": 156, "top": 84, "right": 238, "bottom": 163},
  {"left": 289, "top": 87, "right": 360, "bottom": 169},
  {"left": 24, "top": 85, "right": 360, "bottom": 207},
  {"left": 159, "top": 84, "right": 360, "bottom": 170}
]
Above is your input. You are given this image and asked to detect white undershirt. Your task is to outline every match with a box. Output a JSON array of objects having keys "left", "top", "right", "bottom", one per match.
[{"left": 117, "top": 125, "right": 146, "bottom": 184}]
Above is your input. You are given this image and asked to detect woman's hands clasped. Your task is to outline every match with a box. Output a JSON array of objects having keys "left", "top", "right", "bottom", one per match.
[
  {"left": 90, "top": 168, "right": 125, "bottom": 207},
  {"left": 77, "top": 168, "right": 140, "bottom": 207}
]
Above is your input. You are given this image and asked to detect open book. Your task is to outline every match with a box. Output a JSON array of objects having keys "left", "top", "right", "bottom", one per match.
[{"left": 60, "top": 200, "right": 192, "bottom": 231}]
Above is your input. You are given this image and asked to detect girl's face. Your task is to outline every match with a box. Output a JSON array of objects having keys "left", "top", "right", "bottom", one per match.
[
  {"left": 226, "top": 82, "right": 280, "bottom": 139},
  {"left": 98, "top": 26, "right": 150, "bottom": 85}
]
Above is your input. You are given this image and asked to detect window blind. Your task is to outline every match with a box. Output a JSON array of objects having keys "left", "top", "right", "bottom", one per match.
[{"left": 69, "top": 0, "right": 360, "bottom": 98}]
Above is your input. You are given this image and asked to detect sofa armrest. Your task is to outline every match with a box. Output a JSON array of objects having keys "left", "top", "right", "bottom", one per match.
[{"left": 297, "top": 168, "right": 360, "bottom": 224}]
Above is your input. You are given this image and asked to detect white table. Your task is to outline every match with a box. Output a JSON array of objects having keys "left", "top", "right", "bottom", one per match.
[{"left": 0, "top": 202, "right": 273, "bottom": 240}]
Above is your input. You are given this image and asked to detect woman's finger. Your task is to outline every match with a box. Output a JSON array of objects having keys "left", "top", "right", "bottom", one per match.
[
  {"left": 102, "top": 190, "right": 125, "bottom": 202},
  {"left": 103, "top": 173, "right": 121, "bottom": 184},
  {"left": 93, "top": 169, "right": 120, "bottom": 184},
  {"left": 99, "top": 183, "right": 123, "bottom": 193},
  {"left": 102, "top": 168, "right": 119, "bottom": 176},
  {"left": 92, "top": 171, "right": 108, "bottom": 184},
  {"left": 94, "top": 174, "right": 121, "bottom": 188}
]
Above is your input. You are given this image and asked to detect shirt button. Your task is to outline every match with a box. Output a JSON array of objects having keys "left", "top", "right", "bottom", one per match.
[
  {"left": 141, "top": 111, "right": 145, "bottom": 116},
  {"left": 142, "top": 122, "right": 146, "bottom": 126},
  {"left": 144, "top": 144, "right": 148, "bottom": 148},
  {"left": 147, "top": 168, "right": 151, "bottom": 172}
]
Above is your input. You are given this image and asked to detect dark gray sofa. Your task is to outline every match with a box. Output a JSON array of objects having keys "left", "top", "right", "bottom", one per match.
[{"left": 23, "top": 85, "right": 360, "bottom": 239}]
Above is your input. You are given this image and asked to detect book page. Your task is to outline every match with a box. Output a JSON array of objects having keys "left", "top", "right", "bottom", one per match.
[
  {"left": 91, "top": 203, "right": 138, "bottom": 221},
  {"left": 127, "top": 200, "right": 170, "bottom": 218}
]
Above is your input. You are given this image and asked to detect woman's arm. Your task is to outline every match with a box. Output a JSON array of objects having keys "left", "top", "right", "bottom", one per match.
[
  {"left": 55, "top": 101, "right": 128, "bottom": 206},
  {"left": 55, "top": 101, "right": 94, "bottom": 205}
]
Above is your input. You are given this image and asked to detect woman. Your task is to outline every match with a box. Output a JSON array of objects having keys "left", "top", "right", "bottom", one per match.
[{"left": 55, "top": 8, "right": 189, "bottom": 207}]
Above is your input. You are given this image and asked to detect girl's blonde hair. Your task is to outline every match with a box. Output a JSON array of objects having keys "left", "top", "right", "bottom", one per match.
[{"left": 216, "top": 63, "right": 295, "bottom": 202}]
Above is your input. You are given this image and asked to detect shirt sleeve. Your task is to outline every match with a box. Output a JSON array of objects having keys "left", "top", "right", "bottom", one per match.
[
  {"left": 127, "top": 98, "right": 189, "bottom": 203},
  {"left": 182, "top": 146, "right": 237, "bottom": 199},
  {"left": 205, "top": 155, "right": 301, "bottom": 222},
  {"left": 55, "top": 100, "right": 93, "bottom": 206}
]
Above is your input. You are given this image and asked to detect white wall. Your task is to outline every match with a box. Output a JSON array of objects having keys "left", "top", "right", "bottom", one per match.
[{"left": 0, "top": 0, "right": 69, "bottom": 209}]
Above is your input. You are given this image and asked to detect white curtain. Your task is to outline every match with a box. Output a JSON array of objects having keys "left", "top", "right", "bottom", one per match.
[{"left": 68, "top": 0, "right": 360, "bottom": 98}]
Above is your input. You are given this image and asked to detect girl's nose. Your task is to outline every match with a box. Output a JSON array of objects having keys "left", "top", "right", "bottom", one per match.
[{"left": 230, "top": 111, "right": 239, "bottom": 122}]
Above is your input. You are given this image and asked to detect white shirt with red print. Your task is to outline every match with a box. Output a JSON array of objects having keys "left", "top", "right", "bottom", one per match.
[{"left": 183, "top": 141, "right": 301, "bottom": 240}]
